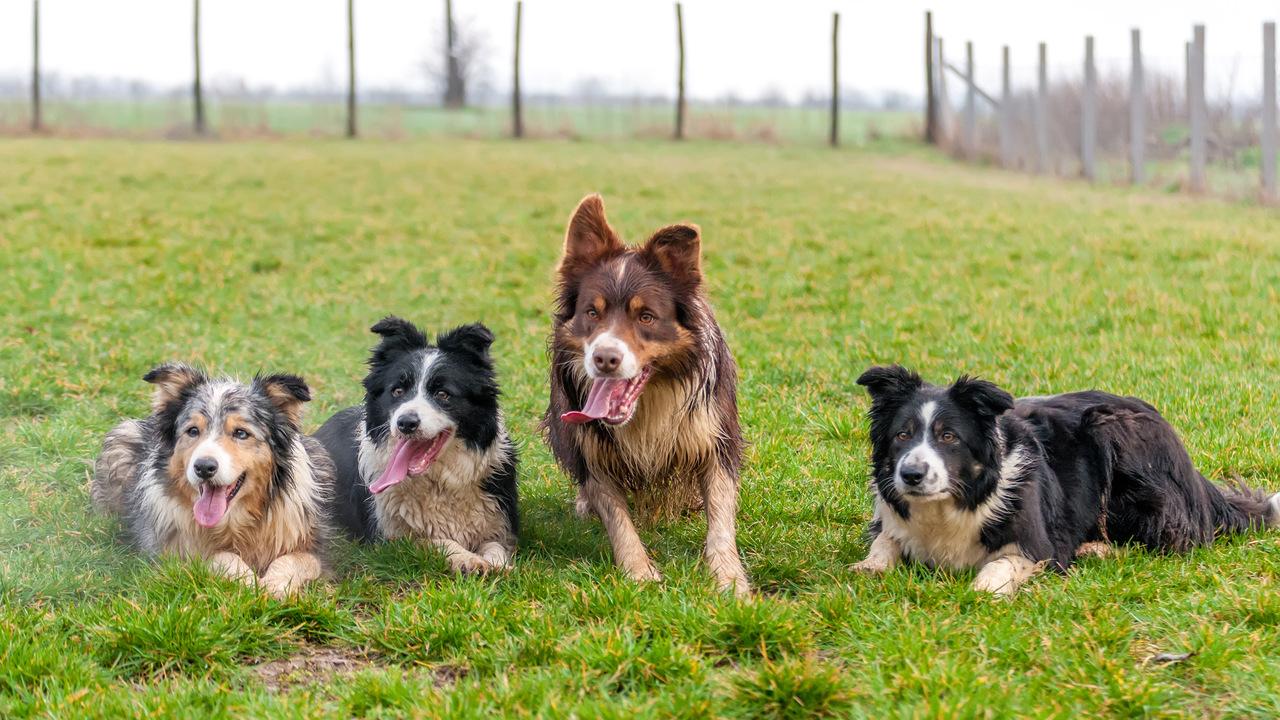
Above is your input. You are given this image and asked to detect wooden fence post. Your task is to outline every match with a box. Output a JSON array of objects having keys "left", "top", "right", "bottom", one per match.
[
  {"left": 512, "top": 1, "right": 524, "bottom": 138},
  {"left": 1189, "top": 25, "right": 1206, "bottom": 193},
  {"left": 346, "top": 0, "right": 357, "bottom": 138},
  {"left": 963, "top": 41, "right": 975, "bottom": 158},
  {"left": 936, "top": 38, "right": 948, "bottom": 145},
  {"left": 31, "top": 0, "right": 41, "bottom": 132},
  {"left": 1000, "top": 45, "right": 1012, "bottom": 167},
  {"left": 1036, "top": 42, "right": 1049, "bottom": 174},
  {"left": 675, "top": 3, "right": 686, "bottom": 140},
  {"left": 1130, "top": 28, "right": 1145, "bottom": 184},
  {"left": 925, "top": 11, "right": 936, "bottom": 144},
  {"left": 830, "top": 12, "right": 839, "bottom": 147},
  {"left": 1263, "top": 22, "right": 1276, "bottom": 202},
  {"left": 193, "top": 0, "right": 206, "bottom": 135},
  {"left": 1082, "top": 36, "right": 1096, "bottom": 181}
]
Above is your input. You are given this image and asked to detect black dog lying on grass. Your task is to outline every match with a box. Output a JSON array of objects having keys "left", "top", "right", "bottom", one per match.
[{"left": 853, "top": 365, "right": 1279, "bottom": 595}]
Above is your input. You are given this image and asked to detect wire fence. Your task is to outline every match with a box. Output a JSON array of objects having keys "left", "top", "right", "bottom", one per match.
[{"left": 930, "top": 14, "right": 1280, "bottom": 203}]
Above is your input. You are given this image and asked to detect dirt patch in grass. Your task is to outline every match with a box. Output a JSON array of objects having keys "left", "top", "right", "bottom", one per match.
[
  {"left": 253, "top": 647, "right": 372, "bottom": 691},
  {"left": 252, "top": 647, "right": 466, "bottom": 692}
]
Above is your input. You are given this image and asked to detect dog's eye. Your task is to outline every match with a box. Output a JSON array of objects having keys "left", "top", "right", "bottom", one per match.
[
  {"left": 638, "top": 311, "right": 656, "bottom": 325},
  {"left": 585, "top": 308, "right": 599, "bottom": 320},
  {"left": 185, "top": 426, "right": 200, "bottom": 438},
  {"left": 232, "top": 428, "right": 250, "bottom": 440},
  {"left": 391, "top": 387, "right": 405, "bottom": 398},
  {"left": 939, "top": 431, "right": 958, "bottom": 443},
  {"left": 434, "top": 390, "right": 450, "bottom": 403},
  {"left": 895, "top": 431, "right": 911, "bottom": 442}
]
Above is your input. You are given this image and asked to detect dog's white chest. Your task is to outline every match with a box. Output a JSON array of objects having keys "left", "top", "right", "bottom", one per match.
[{"left": 878, "top": 499, "right": 995, "bottom": 570}]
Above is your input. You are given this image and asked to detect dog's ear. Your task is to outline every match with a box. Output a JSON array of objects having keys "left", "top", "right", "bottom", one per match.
[
  {"left": 142, "top": 363, "right": 206, "bottom": 413},
  {"left": 436, "top": 323, "right": 494, "bottom": 362},
  {"left": 642, "top": 224, "right": 702, "bottom": 288},
  {"left": 369, "top": 316, "right": 429, "bottom": 357},
  {"left": 560, "top": 194, "right": 623, "bottom": 277},
  {"left": 948, "top": 375, "right": 1015, "bottom": 420},
  {"left": 856, "top": 365, "right": 923, "bottom": 410},
  {"left": 254, "top": 374, "right": 312, "bottom": 427}
]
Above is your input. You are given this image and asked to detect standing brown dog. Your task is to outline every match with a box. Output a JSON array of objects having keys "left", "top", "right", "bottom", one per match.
[{"left": 545, "top": 194, "right": 749, "bottom": 595}]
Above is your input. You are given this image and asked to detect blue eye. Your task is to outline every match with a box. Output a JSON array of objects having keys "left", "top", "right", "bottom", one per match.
[{"left": 232, "top": 428, "right": 250, "bottom": 440}]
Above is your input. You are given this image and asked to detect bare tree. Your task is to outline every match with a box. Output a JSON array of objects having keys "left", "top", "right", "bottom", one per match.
[{"left": 425, "top": 2, "right": 489, "bottom": 109}]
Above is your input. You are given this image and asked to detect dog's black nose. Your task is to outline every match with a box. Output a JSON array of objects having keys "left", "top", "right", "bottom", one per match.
[
  {"left": 193, "top": 457, "right": 218, "bottom": 480},
  {"left": 397, "top": 413, "right": 420, "bottom": 434},
  {"left": 592, "top": 347, "right": 622, "bottom": 374},
  {"left": 899, "top": 464, "right": 926, "bottom": 486}
]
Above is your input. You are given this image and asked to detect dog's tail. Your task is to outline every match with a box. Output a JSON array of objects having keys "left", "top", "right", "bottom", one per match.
[
  {"left": 1210, "top": 477, "right": 1280, "bottom": 534},
  {"left": 91, "top": 419, "right": 146, "bottom": 516}
]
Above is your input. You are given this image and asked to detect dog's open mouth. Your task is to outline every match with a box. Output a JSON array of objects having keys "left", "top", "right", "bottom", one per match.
[
  {"left": 561, "top": 366, "right": 653, "bottom": 426},
  {"left": 369, "top": 430, "right": 453, "bottom": 494},
  {"left": 193, "top": 473, "right": 245, "bottom": 528}
]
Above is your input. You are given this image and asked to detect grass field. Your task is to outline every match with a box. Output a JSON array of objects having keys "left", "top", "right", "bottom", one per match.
[{"left": 1, "top": 136, "right": 1279, "bottom": 718}]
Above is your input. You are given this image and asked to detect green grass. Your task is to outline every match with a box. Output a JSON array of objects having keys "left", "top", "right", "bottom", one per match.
[
  {"left": 1, "top": 136, "right": 1279, "bottom": 717},
  {"left": 0, "top": 99, "right": 914, "bottom": 145}
]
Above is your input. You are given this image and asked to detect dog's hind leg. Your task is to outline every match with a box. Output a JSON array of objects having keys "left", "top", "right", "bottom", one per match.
[
  {"left": 209, "top": 551, "right": 255, "bottom": 586},
  {"left": 1075, "top": 541, "right": 1111, "bottom": 559},
  {"left": 583, "top": 476, "right": 661, "bottom": 583},
  {"left": 972, "top": 546, "right": 1043, "bottom": 596},
  {"left": 702, "top": 464, "right": 750, "bottom": 597},
  {"left": 260, "top": 551, "right": 323, "bottom": 598}
]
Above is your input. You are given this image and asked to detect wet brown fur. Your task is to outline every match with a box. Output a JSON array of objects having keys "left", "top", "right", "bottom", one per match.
[{"left": 544, "top": 194, "right": 749, "bottom": 594}]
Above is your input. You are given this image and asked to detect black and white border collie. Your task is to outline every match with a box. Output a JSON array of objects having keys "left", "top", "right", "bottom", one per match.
[
  {"left": 315, "top": 317, "right": 518, "bottom": 575},
  {"left": 544, "top": 194, "right": 749, "bottom": 596},
  {"left": 853, "top": 365, "right": 1279, "bottom": 595},
  {"left": 92, "top": 364, "right": 334, "bottom": 597}
]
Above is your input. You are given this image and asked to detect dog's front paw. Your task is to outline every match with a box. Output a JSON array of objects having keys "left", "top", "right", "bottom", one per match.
[
  {"left": 450, "top": 554, "right": 496, "bottom": 576},
  {"left": 209, "top": 552, "right": 255, "bottom": 584},
  {"left": 623, "top": 562, "right": 662, "bottom": 584},
  {"left": 478, "top": 545, "right": 513, "bottom": 571},
  {"left": 1074, "top": 541, "right": 1111, "bottom": 559},
  {"left": 706, "top": 551, "right": 751, "bottom": 597},
  {"left": 260, "top": 572, "right": 300, "bottom": 599},
  {"left": 574, "top": 489, "right": 596, "bottom": 520},
  {"left": 851, "top": 557, "right": 892, "bottom": 574}
]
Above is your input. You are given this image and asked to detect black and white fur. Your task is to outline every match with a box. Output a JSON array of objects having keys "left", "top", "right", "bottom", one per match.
[
  {"left": 314, "top": 317, "right": 518, "bottom": 574},
  {"left": 853, "top": 366, "right": 1280, "bottom": 595}
]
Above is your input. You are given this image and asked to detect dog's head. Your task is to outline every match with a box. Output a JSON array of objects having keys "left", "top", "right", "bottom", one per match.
[
  {"left": 553, "top": 193, "right": 701, "bottom": 426},
  {"left": 857, "top": 365, "right": 1014, "bottom": 511},
  {"left": 145, "top": 363, "right": 309, "bottom": 529},
  {"left": 362, "top": 316, "right": 499, "bottom": 493}
]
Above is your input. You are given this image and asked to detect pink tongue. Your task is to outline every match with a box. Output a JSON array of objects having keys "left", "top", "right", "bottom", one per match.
[
  {"left": 193, "top": 484, "right": 228, "bottom": 528},
  {"left": 370, "top": 437, "right": 413, "bottom": 494},
  {"left": 561, "top": 378, "right": 626, "bottom": 424}
]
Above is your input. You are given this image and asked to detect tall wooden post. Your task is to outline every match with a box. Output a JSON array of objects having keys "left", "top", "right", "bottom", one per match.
[
  {"left": 963, "top": 41, "right": 975, "bottom": 158},
  {"left": 1036, "top": 42, "right": 1049, "bottom": 174},
  {"left": 1130, "top": 29, "right": 1145, "bottom": 184},
  {"left": 830, "top": 12, "right": 839, "bottom": 147},
  {"left": 1189, "top": 25, "right": 1206, "bottom": 193},
  {"left": 31, "top": 0, "right": 41, "bottom": 132},
  {"left": 925, "top": 11, "right": 936, "bottom": 144},
  {"left": 347, "top": 0, "right": 357, "bottom": 138},
  {"left": 193, "top": 0, "right": 206, "bottom": 135},
  {"left": 1263, "top": 22, "right": 1276, "bottom": 202},
  {"left": 1000, "top": 45, "right": 1012, "bottom": 168},
  {"left": 512, "top": 1, "right": 524, "bottom": 138},
  {"left": 675, "top": 3, "right": 686, "bottom": 140},
  {"left": 1082, "top": 36, "right": 1096, "bottom": 181}
]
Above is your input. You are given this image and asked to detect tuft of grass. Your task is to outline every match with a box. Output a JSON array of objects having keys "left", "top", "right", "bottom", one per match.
[{"left": 730, "top": 656, "right": 854, "bottom": 719}]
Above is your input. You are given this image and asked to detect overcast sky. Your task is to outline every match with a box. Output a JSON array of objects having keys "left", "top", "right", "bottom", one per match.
[{"left": 0, "top": 1, "right": 1276, "bottom": 102}]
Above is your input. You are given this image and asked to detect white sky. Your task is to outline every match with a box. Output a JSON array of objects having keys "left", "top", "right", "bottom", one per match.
[{"left": 0, "top": 1, "right": 1275, "bottom": 102}]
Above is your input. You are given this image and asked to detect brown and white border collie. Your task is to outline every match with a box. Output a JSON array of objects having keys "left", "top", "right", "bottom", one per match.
[
  {"left": 544, "top": 194, "right": 749, "bottom": 596},
  {"left": 92, "top": 364, "right": 333, "bottom": 597}
]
